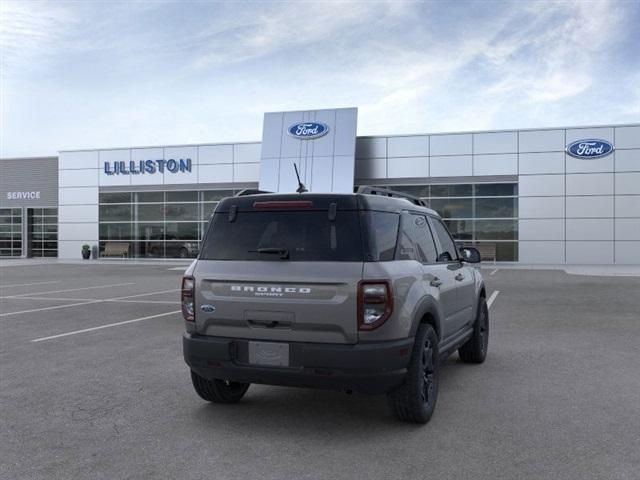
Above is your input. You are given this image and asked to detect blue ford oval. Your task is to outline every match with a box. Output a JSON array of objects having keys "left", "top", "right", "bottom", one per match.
[
  {"left": 566, "top": 139, "right": 614, "bottom": 159},
  {"left": 288, "top": 122, "right": 329, "bottom": 139}
]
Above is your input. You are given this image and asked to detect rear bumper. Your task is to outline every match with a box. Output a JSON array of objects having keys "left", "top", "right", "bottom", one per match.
[{"left": 183, "top": 333, "right": 414, "bottom": 394}]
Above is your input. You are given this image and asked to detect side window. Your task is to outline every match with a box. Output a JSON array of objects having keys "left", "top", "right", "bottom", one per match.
[
  {"left": 361, "top": 211, "right": 399, "bottom": 261},
  {"left": 395, "top": 214, "right": 438, "bottom": 263},
  {"left": 430, "top": 217, "right": 458, "bottom": 262}
]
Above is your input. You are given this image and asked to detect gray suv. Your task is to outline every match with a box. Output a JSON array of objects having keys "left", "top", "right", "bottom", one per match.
[{"left": 182, "top": 187, "right": 488, "bottom": 423}]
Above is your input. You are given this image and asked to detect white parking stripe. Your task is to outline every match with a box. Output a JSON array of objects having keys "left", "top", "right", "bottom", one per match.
[
  {"left": 489, "top": 269, "right": 498, "bottom": 276},
  {"left": 3, "top": 296, "right": 178, "bottom": 305},
  {"left": 31, "top": 310, "right": 181, "bottom": 342},
  {"left": 1, "top": 288, "right": 177, "bottom": 302},
  {"left": 0, "top": 287, "right": 180, "bottom": 316},
  {"left": 0, "top": 300, "right": 103, "bottom": 317},
  {"left": 110, "top": 299, "right": 178, "bottom": 305},
  {"left": 487, "top": 290, "right": 500, "bottom": 308},
  {"left": 9, "top": 282, "right": 136, "bottom": 298},
  {"left": 0, "top": 281, "right": 61, "bottom": 289},
  {"left": 111, "top": 289, "right": 178, "bottom": 300}
]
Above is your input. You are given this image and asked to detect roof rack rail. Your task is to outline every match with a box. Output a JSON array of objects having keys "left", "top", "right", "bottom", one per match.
[
  {"left": 234, "top": 189, "right": 271, "bottom": 197},
  {"left": 356, "top": 185, "right": 428, "bottom": 207}
]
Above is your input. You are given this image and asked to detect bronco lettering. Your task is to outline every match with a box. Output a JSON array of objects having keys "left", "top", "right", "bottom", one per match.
[{"left": 230, "top": 285, "right": 311, "bottom": 294}]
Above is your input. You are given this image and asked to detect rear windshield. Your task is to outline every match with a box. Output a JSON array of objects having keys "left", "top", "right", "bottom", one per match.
[{"left": 201, "top": 210, "right": 363, "bottom": 261}]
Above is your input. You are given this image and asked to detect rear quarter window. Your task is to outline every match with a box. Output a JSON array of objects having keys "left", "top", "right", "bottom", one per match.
[{"left": 360, "top": 211, "right": 400, "bottom": 261}]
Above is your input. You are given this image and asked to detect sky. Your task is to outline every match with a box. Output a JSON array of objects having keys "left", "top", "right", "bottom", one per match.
[{"left": 1, "top": 0, "right": 639, "bottom": 157}]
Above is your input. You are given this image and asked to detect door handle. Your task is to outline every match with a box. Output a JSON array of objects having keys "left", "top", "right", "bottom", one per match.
[
  {"left": 430, "top": 277, "right": 443, "bottom": 287},
  {"left": 455, "top": 273, "right": 465, "bottom": 281}
]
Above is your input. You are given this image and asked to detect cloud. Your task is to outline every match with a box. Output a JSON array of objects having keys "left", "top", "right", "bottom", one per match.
[
  {"left": 191, "top": 1, "right": 409, "bottom": 69},
  {"left": 358, "top": 0, "right": 634, "bottom": 134},
  {"left": 0, "top": 0, "right": 637, "bottom": 157},
  {"left": 0, "top": 0, "right": 74, "bottom": 73}
]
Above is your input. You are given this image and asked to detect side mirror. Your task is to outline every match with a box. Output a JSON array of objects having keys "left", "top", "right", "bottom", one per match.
[{"left": 459, "top": 246, "right": 481, "bottom": 263}]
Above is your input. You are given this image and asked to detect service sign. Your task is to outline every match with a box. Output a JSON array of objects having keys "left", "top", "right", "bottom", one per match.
[
  {"left": 566, "top": 139, "right": 614, "bottom": 159},
  {"left": 287, "top": 122, "right": 330, "bottom": 140},
  {"left": 6, "top": 191, "right": 41, "bottom": 200}
]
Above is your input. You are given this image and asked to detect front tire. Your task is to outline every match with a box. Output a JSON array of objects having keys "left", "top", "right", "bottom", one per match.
[
  {"left": 190, "top": 370, "right": 250, "bottom": 403},
  {"left": 387, "top": 324, "right": 439, "bottom": 424},
  {"left": 458, "top": 297, "right": 489, "bottom": 363}
]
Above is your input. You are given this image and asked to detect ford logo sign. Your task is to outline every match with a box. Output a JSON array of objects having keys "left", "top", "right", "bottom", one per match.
[
  {"left": 566, "top": 139, "right": 614, "bottom": 159},
  {"left": 287, "top": 122, "right": 329, "bottom": 140}
]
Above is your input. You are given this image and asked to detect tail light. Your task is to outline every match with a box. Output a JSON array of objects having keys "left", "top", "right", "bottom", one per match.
[
  {"left": 358, "top": 280, "right": 393, "bottom": 330},
  {"left": 181, "top": 276, "right": 195, "bottom": 321}
]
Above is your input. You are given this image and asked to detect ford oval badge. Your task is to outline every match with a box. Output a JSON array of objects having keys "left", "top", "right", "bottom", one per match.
[
  {"left": 287, "top": 122, "right": 329, "bottom": 140},
  {"left": 566, "top": 139, "right": 614, "bottom": 159},
  {"left": 200, "top": 304, "right": 216, "bottom": 313}
]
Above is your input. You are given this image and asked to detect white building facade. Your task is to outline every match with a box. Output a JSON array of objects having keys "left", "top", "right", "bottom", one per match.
[{"left": 4, "top": 109, "right": 639, "bottom": 264}]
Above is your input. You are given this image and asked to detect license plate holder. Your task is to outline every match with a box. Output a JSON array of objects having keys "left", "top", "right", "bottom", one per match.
[{"left": 248, "top": 341, "right": 290, "bottom": 367}]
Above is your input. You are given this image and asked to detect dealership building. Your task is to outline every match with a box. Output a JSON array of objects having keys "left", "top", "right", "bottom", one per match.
[{"left": 1, "top": 107, "right": 639, "bottom": 264}]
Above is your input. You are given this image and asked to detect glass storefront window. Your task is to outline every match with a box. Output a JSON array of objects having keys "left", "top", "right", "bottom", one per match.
[
  {"left": 366, "top": 182, "right": 519, "bottom": 261},
  {"left": 430, "top": 184, "right": 473, "bottom": 198},
  {"left": 97, "top": 185, "right": 519, "bottom": 260},
  {"left": 27, "top": 208, "right": 57, "bottom": 257},
  {"left": 98, "top": 188, "right": 242, "bottom": 258},
  {"left": 136, "top": 191, "right": 164, "bottom": 203},
  {"left": 99, "top": 204, "right": 132, "bottom": 222},
  {"left": 166, "top": 191, "right": 198, "bottom": 202},
  {"left": 99, "top": 192, "right": 132, "bottom": 203},
  {"left": 99, "top": 223, "right": 132, "bottom": 240},
  {"left": 164, "top": 203, "right": 198, "bottom": 221},
  {"left": 475, "top": 197, "right": 518, "bottom": 218},
  {"left": 137, "top": 223, "right": 165, "bottom": 240},
  {"left": 382, "top": 185, "right": 430, "bottom": 198},
  {"left": 203, "top": 190, "right": 234, "bottom": 202},
  {"left": 474, "top": 220, "right": 517, "bottom": 240},
  {"left": 137, "top": 204, "right": 165, "bottom": 222},
  {"left": 165, "top": 222, "right": 199, "bottom": 240},
  {"left": 429, "top": 198, "right": 473, "bottom": 219},
  {"left": 474, "top": 183, "right": 518, "bottom": 197},
  {"left": 0, "top": 208, "right": 23, "bottom": 257}
]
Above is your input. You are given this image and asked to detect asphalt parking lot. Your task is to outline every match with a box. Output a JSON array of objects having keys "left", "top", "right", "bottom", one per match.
[{"left": 1, "top": 262, "right": 639, "bottom": 480}]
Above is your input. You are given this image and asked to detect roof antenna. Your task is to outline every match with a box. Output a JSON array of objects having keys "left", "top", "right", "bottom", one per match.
[{"left": 294, "top": 163, "right": 308, "bottom": 193}]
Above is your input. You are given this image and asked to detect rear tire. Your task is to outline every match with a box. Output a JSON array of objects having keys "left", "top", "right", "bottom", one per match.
[
  {"left": 387, "top": 324, "right": 439, "bottom": 424},
  {"left": 458, "top": 297, "right": 489, "bottom": 364},
  {"left": 190, "top": 370, "right": 250, "bottom": 403}
]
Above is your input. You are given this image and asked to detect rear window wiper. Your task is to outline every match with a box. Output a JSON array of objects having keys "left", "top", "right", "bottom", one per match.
[{"left": 249, "top": 247, "right": 290, "bottom": 259}]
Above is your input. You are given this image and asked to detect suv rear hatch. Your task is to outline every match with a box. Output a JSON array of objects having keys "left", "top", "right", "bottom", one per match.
[{"left": 194, "top": 195, "right": 363, "bottom": 344}]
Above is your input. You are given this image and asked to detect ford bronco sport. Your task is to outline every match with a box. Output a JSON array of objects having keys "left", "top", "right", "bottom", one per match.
[{"left": 182, "top": 186, "right": 488, "bottom": 423}]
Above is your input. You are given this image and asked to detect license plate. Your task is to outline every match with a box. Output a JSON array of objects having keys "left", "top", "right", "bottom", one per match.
[{"left": 248, "top": 341, "right": 289, "bottom": 367}]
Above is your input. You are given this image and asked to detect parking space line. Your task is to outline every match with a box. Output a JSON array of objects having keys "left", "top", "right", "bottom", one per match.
[
  {"left": 8, "top": 282, "right": 136, "bottom": 298},
  {"left": 489, "top": 269, "right": 498, "bottom": 276},
  {"left": 110, "top": 299, "right": 178, "bottom": 305},
  {"left": 31, "top": 310, "right": 181, "bottom": 342},
  {"left": 0, "top": 288, "right": 180, "bottom": 317},
  {"left": 3, "top": 296, "right": 178, "bottom": 305},
  {"left": 0, "top": 281, "right": 61, "bottom": 289},
  {"left": 111, "top": 289, "right": 178, "bottom": 300},
  {"left": 1, "top": 288, "right": 178, "bottom": 302},
  {"left": 487, "top": 290, "right": 500, "bottom": 308},
  {"left": 0, "top": 300, "right": 103, "bottom": 317}
]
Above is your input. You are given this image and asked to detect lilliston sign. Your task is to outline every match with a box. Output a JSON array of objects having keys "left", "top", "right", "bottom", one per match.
[{"left": 103, "top": 158, "right": 192, "bottom": 175}]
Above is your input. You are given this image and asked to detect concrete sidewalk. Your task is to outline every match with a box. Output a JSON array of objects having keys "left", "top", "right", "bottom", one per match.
[{"left": 481, "top": 263, "right": 640, "bottom": 277}]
